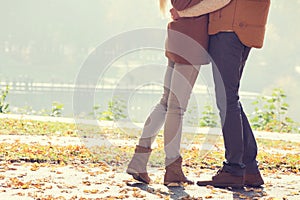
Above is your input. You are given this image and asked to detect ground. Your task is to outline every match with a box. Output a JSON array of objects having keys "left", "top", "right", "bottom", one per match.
[
  {"left": 0, "top": 114, "right": 299, "bottom": 199},
  {"left": 0, "top": 160, "right": 300, "bottom": 199}
]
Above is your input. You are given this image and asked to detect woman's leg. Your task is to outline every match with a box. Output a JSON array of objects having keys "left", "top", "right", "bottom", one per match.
[
  {"left": 163, "top": 63, "right": 200, "bottom": 186},
  {"left": 164, "top": 63, "right": 200, "bottom": 161},
  {"left": 138, "top": 60, "right": 175, "bottom": 148},
  {"left": 126, "top": 60, "right": 175, "bottom": 184}
]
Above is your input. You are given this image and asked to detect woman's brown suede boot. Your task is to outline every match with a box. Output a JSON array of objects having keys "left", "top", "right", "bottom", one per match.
[
  {"left": 164, "top": 156, "right": 194, "bottom": 186},
  {"left": 126, "top": 145, "right": 152, "bottom": 184}
]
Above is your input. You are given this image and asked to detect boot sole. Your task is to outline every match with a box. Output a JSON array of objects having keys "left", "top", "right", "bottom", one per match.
[
  {"left": 126, "top": 169, "right": 150, "bottom": 184},
  {"left": 164, "top": 182, "right": 182, "bottom": 187},
  {"left": 164, "top": 180, "right": 194, "bottom": 187}
]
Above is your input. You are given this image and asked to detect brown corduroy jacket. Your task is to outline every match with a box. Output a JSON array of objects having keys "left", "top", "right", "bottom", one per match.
[
  {"left": 209, "top": 0, "right": 271, "bottom": 48},
  {"left": 165, "top": 0, "right": 210, "bottom": 65}
]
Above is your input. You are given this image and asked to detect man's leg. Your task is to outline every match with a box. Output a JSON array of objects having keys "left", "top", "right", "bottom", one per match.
[
  {"left": 239, "top": 49, "right": 264, "bottom": 187},
  {"left": 210, "top": 32, "right": 248, "bottom": 175},
  {"left": 197, "top": 32, "right": 247, "bottom": 188},
  {"left": 197, "top": 32, "right": 263, "bottom": 188},
  {"left": 241, "top": 106, "right": 259, "bottom": 173},
  {"left": 238, "top": 49, "right": 260, "bottom": 174}
]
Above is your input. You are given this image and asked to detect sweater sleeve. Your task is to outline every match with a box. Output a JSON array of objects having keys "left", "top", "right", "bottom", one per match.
[
  {"left": 171, "top": 0, "right": 203, "bottom": 11},
  {"left": 177, "top": 0, "right": 232, "bottom": 17}
]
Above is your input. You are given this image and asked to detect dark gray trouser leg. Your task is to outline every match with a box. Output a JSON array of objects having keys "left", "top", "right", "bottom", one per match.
[
  {"left": 209, "top": 32, "right": 259, "bottom": 175},
  {"left": 241, "top": 106, "right": 259, "bottom": 174}
]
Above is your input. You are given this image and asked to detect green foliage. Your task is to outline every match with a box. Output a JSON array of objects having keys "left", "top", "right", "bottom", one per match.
[
  {"left": 97, "top": 96, "right": 127, "bottom": 121},
  {"left": 199, "top": 103, "right": 218, "bottom": 128},
  {"left": 250, "top": 88, "right": 299, "bottom": 133},
  {"left": 186, "top": 105, "right": 199, "bottom": 126},
  {"left": 186, "top": 103, "right": 218, "bottom": 127},
  {"left": 0, "top": 85, "right": 10, "bottom": 113},
  {"left": 50, "top": 101, "right": 64, "bottom": 117}
]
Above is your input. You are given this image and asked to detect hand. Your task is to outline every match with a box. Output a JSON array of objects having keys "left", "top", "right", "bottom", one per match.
[{"left": 170, "top": 8, "right": 180, "bottom": 20}]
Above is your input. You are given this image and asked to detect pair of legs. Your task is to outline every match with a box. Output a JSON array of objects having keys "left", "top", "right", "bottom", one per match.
[
  {"left": 139, "top": 60, "right": 200, "bottom": 160},
  {"left": 197, "top": 32, "right": 263, "bottom": 188},
  {"left": 196, "top": 32, "right": 263, "bottom": 188},
  {"left": 127, "top": 60, "right": 200, "bottom": 184},
  {"left": 210, "top": 32, "right": 259, "bottom": 176}
]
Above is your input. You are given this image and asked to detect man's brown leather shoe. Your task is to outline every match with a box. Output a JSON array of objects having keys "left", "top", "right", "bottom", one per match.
[
  {"left": 197, "top": 169, "right": 244, "bottom": 188},
  {"left": 244, "top": 172, "right": 264, "bottom": 187}
]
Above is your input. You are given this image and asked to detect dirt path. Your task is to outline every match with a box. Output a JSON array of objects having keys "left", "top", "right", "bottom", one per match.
[
  {"left": 0, "top": 161, "right": 300, "bottom": 200},
  {"left": 1, "top": 114, "right": 300, "bottom": 199}
]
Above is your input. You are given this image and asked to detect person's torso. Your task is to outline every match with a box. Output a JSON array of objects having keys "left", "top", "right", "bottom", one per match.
[
  {"left": 166, "top": 0, "right": 210, "bottom": 65},
  {"left": 166, "top": 15, "right": 209, "bottom": 65},
  {"left": 209, "top": 0, "right": 271, "bottom": 48}
]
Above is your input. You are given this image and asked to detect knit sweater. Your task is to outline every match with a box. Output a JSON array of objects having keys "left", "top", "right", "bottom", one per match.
[{"left": 178, "top": 0, "right": 231, "bottom": 17}]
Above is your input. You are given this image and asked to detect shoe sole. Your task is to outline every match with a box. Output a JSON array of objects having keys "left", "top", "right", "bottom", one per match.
[
  {"left": 164, "top": 182, "right": 182, "bottom": 187},
  {"left": 244, "top": 183, "right": 264, "bottom": 187},
  {"left": 164, "top": 181, "right": 194, "bottom": 187},
  {"left": 126, "top": 169, "right": 150, "bottom": 184},
  {"left": 197, "top": 181, "right": 244, "bottom": 189},
  {"left": 244, "top": 180, "right": 264, "bottom": 187}
]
